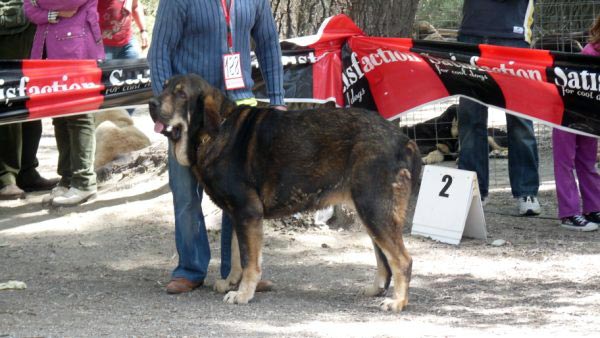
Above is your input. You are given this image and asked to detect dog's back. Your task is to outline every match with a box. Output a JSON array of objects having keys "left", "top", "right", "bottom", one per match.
[{"left": 201, "top": 106, "right": 421, "bottom": 219}]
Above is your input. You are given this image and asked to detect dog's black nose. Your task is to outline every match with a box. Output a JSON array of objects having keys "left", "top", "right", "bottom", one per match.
[{"left": 148, "top": 98, "right": 159, "bottom": 109}]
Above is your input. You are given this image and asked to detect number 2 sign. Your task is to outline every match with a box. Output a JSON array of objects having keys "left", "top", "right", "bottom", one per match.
[
  {"left": 411, "top": 165, "right": 487, "bottom": 245},
  {"left": 439, "top": 174, "right": 452, "bottom": 197}
]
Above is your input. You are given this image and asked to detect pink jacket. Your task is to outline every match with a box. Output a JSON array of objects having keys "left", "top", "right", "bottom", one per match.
[
  {"left": 24, "top": 0, "right": 104, "bottom": 60},
  {"left": 582, "top": 43, "right": 600, "bottom": 57}
]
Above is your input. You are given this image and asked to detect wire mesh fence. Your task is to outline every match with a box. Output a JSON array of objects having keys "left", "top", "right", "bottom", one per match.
[
  {"left": 534, "top": 0, "right": 600, "bottom": 52},
  {"left": 408, "top": 0, "right": 600, "bottom": 192}
]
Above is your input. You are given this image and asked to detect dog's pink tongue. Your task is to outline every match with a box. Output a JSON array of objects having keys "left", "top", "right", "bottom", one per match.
[{"left": 154, "top": 121, "right": 165, "bottom": 133}]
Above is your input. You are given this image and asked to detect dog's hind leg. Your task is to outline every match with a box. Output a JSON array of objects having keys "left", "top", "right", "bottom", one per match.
[
  {"left": 214, "top": 231, "right": 243, "bottom": 293},
  {"left": 363, "top": 241, "right": 392, "bottom": 297},
  {"left": 352, "top": 168, "right": 413, "bottom": 312}
]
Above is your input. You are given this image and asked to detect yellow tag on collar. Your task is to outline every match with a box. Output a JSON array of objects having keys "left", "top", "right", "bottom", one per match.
[{"left": 235, "top": 98, "right": 258, "bottom": 107}]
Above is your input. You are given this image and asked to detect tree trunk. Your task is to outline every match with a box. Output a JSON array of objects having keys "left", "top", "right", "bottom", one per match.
[{"left": 271, "top": 0, "right": 420, "bottom": 39}]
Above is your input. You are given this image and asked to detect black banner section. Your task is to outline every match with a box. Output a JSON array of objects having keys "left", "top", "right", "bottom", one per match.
[
  {"left": 99, "top": 58, "right": 153, "bottom": 109},
  {"left": 0, "top": 60, "right": 28, "bottom": 123}
]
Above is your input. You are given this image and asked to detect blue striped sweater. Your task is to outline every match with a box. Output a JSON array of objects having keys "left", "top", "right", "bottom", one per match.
[{"left": 148, "top": 0, "right": 284, "bottom": 105}]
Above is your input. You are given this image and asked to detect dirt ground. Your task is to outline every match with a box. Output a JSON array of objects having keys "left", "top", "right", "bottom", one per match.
[{"left": 1, "top": 109, "right": 599, "bottom": 337}]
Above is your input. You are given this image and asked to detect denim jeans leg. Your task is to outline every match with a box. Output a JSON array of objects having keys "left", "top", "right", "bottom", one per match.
[
  {"left": 458, "top": 97, "right": 489, "bottom": 197},
  {"left": 169, "top": 143, "right": 210, "bottom": 282},
  {"left": 104, "top": 39, "right": 140, "bottom": 115},
  {"left": 220, "top": 212, "right": 233, "bottom": 279},
  {"left": 120, "top": 38, "right": 140, "bottom": 59},
  {"left": 506, "top": 114, "right": 539, "bottom": 197}
]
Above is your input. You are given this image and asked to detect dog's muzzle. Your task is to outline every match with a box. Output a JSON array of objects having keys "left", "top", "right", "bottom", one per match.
[{"left": 148, "top": 98, "right": 182, "bottom": 142}]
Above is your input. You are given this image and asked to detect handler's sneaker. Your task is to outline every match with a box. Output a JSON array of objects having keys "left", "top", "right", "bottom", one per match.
[
  {"left": 584, "top": 211, "right": 600, "bottom": 223},
  {"left": 42, "top": 186, "right": 69, "bottom": 205},
  {"left": 52, "top": 187, "right": 96, "bottom": 207},
  {"left": 481, "top": 196, "right": 489, "bottom": 207},
  {"left": 560, "top": 215, "right": 598, "bottom": 232},
  {"left": 518, "top": 195, "right": 541, "bottom": 216}
]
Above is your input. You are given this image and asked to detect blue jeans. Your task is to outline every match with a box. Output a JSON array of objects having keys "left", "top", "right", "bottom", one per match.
[
  {"left": 457, "top": 35, "right": 540, "bottom": 198},
  {"left": 168, "top": 143, "right": 232, "bottom": 282},
  {"left": 104, "top": 38, "right": 140, "bottom": 115},
  {"left": 104, "top": 37, "right": 140, "bottom": 60}
]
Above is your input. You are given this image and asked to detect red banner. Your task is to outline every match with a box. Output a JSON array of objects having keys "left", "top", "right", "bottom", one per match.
[
  {"left": 256, "top": 15, "right": 600, "bottom": 137},
  {"left": 0, "top": 58, "right": 152, "bottom": 125},
  {"left": 2, "top": 15, "right": 600, "bottom": 137}
]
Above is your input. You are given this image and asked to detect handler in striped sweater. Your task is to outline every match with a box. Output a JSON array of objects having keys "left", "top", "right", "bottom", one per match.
[{"left": 148, "top": 0, "right": 285, "bottom": 294}]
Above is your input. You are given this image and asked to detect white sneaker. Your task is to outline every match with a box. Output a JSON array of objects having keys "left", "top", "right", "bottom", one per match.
[
  {"left": 42, "top": 186, "right": 69, "bottom": 205},
  {"left": 51, "top": 187, "right": 96, "bottom": 207},
  {"left": 560, "top": 215, "right": 599, "bottom": 232},
  {"left": 518, "top": 195, "right": 541, "bottom": 216}
]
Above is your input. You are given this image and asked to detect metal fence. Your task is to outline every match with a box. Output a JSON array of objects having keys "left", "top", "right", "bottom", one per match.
[
  {"left": 407, "top": 0, "right": 600, "bottom": 191},
  {"left": 415, "top": 0, "right": 600, "bottom": 48},
  {"left": 534, "top": 0, "right": 600, "bottom": 52}
]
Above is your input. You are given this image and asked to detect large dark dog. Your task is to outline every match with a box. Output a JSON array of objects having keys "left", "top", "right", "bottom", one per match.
[{"left": 148, "top": 74, "right": 421, "bottom": 312}]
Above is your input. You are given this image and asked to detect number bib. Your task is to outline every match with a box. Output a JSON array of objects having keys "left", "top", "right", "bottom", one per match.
[{"left": 223, "top": 53, "right": 245, "bottom": 90}]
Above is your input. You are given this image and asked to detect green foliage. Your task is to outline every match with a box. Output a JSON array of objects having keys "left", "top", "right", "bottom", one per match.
[
  {"left": 416, "top": 0, "right": 464, "bottom": 29},
  {"left": 140, "top": 0, "right": 159, "bottom": 17},
  {"left": 139, "top": 0, "right": 158, "bottom": 41}
]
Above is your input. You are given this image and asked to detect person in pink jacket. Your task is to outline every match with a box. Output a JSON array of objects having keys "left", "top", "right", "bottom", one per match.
[
  {"left": 24, "top": 0, "right": 104, "bottom": 59},
  {"left": 24, "top": 0, "right": 104, "bottom": 207},
  {"left": 552, "top": 16, "right": 600, "bottom": 232}
]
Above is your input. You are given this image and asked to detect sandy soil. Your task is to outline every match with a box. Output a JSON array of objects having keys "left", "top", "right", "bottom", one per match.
[{"left": 1, "top": 109, "right": 599, "bottom": 337}]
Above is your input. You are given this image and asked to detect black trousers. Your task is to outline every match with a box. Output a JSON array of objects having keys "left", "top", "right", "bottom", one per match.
[{"left": 0, "top": 24, "right": 41, "bottom": 187}]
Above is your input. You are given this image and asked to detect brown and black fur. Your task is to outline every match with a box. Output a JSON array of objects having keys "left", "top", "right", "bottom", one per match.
[{"left": 148, "top": 74, "right": 421, "bottom": 312}]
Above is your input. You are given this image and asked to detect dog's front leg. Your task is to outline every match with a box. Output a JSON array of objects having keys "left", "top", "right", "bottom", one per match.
[
  {"left": 223, "top": 217, "right": 263, "bottom": 304},
  {"left": 214, "top": 231, "right": 243, "bottom": 293},
  {"left": 422, "top": 149, "right": 444, "bottom": 164}
]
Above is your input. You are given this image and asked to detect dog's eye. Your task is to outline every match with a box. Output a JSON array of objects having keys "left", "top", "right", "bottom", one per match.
[
  {"left": 163, "top": 80, "right": 169, "bottom": 89},
  {"left": 176, "top": 90, "right": 187, "bottom": 99}
]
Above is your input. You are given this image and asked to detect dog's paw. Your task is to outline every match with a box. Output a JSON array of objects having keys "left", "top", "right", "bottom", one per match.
[
  {"left": 363, "top": 285, "right": 386, "bottom": 297},
  {"left": 214, "top": 279, "right": 236, "bottom": 293},
  {"left": 223, "top": 290, "right": 252, "bottom": 304},
  {"left": 422, "top": 150, "right": 444, "bottom": 164},
  {"left": 379, "top": 297, "right": 407, "bottom": 312},
  {"left": 489, "top": 149, "right": 508, "bottom": 158}
]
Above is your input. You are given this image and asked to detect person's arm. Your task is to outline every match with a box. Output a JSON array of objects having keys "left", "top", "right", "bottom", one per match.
[
  {"left": 23, "top": 0, "right": 86, "bottom": 25},
  {"left": 148, "top": 0, "right": 184, "bottom": 95},
  {"left": 23, "top": 0, "right": 56, "bottom": 24},
  {"left": 251, "top": 0, "right": 285, "bottom": 107},
  {"left": 131, "top": 0, "right": 148, "bottom": 49},
  {"left": 38, "top": 0, "right": 89, "bottom": 9}
]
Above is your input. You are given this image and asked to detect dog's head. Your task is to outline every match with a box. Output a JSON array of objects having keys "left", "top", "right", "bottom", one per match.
[{"left": 148, "top": 74, "right": 233, "bottom": 166}]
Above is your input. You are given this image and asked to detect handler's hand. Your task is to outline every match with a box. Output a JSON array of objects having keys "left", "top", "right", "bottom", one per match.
[
  {"left": 271, "top": 105, "right": 287, "bottom": 111},
  {"left": 58, "top": 9, "right": 77, "bottom": 18},
  {"left": 140, "top": 31, "right": 149, "bottom": 49}
]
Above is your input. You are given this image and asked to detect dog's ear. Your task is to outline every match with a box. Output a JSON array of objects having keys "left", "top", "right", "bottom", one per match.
[
  {"left": 201, "top": 90, "right": 222, "bottom": 137},
  {"left": 186, "top": 86, "right": 221, "bottom": 138}
]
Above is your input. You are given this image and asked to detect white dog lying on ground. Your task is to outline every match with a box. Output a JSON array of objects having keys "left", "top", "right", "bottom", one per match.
[{"left": 94, "top": 109, "right": 151, "bottom": 169}]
